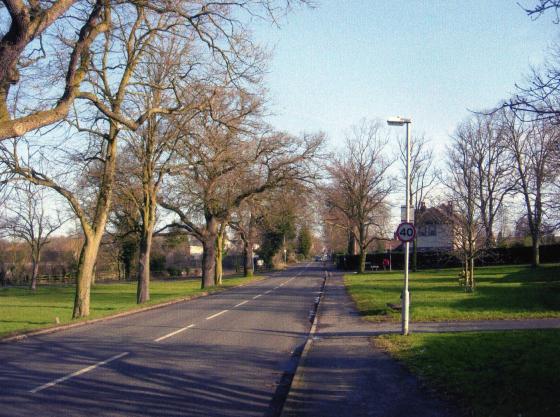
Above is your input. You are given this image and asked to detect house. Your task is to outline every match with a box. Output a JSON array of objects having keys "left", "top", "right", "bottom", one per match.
[{"left": 415, "top": 202, "right": 458, "bottom": 251}]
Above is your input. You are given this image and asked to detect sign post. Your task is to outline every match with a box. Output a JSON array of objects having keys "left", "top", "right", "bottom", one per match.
[
  {"left": 396, "top": 221, "right": 416, "bottom": 333},
  {"left": 387, "top": 116, "right": 412, "bottom": 335}
]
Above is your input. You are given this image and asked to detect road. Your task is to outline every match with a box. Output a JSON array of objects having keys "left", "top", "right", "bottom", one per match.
[{"left": 0, "top": 263, "right": 324, "bottom": 417}]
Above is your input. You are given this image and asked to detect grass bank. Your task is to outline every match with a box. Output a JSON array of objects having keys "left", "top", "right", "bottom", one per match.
[
  {"left": 376, "top": 330, "right": 560, "bottom": 417},
  {"left": 345, "top": 264, "right": 560, "bottom": 321},
  {"left": 0, "top": 275, "right": 261, "bottom": 338}
]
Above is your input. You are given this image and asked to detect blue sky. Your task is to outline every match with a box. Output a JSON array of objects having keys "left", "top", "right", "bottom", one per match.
[{"left": 253, "top": 1, "right": 559, "bottom": 152}]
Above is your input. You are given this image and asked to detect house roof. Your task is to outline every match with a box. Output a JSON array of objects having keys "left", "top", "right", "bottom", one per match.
[{"left": 416, "top": 202, "right": 456, "bottom": 225}]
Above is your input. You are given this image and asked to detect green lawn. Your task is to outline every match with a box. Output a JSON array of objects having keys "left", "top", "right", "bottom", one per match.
[
  {"left": 345, "top": 264, "right": 560, "bottom": 321},
  {"left": 375, "top": 330, "right": 560, "bottom": 417},
  {"left": 0, "top": 275, "right": 261, "bottom": 338}
]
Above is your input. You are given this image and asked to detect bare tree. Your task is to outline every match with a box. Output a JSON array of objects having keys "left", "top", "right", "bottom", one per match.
[
  {"left": 501, "top": 110, "right": 559, "bottom": 266},
  {"left": 0, "top": 184, "right": 67, "bottom": 290},
  {"left": 445, "top": 130, "right": 486, "bottom": 291},
  {"left": 458, "top": 113, "right": 515, "bottom": 246},
  {"left": 325, "top": 120, "right": 393, "bottom": 274},
  {"left": 112, "top": 35, "right": 206, "bottom": 304},
  {"left": 442, "top": 112, "right": 516, "bottom": 288}
]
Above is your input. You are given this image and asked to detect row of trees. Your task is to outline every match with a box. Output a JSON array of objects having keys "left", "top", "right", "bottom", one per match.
[
  {"left": 0, "top": 0, "right": 323, "bottom": 318},
  {"left": 321, "top": 109, "right": 559, "bottom": 289},
  {"left": 321, "top": 110, "right": 559, "bottom": 285},
  {"left": 446, "top": 109, "right": 559, "bottom": 289}
]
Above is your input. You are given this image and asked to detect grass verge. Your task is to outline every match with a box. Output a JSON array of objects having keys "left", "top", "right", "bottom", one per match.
[
  {"left": 0, "top": 274, "right": 262, "bottom": 338},
  {"left": 345, "top": 264, "right": 560, "bottom": 321},
  {"left": 375, "top": 330, "right": 560, "bottom": 417}
]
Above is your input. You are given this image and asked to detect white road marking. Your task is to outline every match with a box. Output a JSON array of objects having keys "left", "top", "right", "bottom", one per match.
[
  {"left": 154, "top": 324, "right": 195, "bottom": 342},
  {"left": 252, "top": 294, "right": 262, "bottom": 299},
  {"left": 265, "top": 290, "right": 272, "bottom": 294},
  {"left": 234, "top": 300, "right": 249, "bottom": 308},
  {"left": 206, "top": 310, "right": 229, "bottom": 320},
  {"left": 29, "top": 352, "right": 129, "bottom": 394}
]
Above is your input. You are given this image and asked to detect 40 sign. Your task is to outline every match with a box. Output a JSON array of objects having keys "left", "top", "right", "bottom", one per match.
[{"left": 396, "top": 222, "right": 416, "bottom": 242}]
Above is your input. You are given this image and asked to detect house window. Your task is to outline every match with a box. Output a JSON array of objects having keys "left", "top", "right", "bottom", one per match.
[
  {"left": 427, "top": 224, "right": 437, "bottom": 236},
  {"left": 419, "top": 224, "right": 437, "bottom": 237}
]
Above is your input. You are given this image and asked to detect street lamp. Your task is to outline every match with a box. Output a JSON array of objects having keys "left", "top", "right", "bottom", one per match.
[{"left": 387, "top": 116, "right": 412, "bottom": 336}]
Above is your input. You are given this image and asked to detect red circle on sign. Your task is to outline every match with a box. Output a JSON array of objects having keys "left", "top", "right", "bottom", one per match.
[{"left": 396, "top": 222, "right": 416, "bottom": 242}]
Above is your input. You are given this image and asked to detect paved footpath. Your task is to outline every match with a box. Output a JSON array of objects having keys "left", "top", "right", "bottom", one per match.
[
  {"left": 282, "top": 271, "right": 461, "bottom": 417},
  {"left": 281, "top": 269, "right": 560, "bottom": 417}
]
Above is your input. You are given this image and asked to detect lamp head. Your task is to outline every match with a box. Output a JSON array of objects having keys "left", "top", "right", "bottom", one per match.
[{"left": 387, "top": 116, "right": 411, "bottom": 126}]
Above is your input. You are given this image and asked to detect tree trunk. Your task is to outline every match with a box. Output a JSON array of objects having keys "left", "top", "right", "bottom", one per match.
[
  {"left": 470, "top": 257, "right": 475, "bottom": 290},
  {"left": 124, "top": 255, "right": 132, "bottom": 280},
  {"left": 202, "top": 236, "right": 216, "bottom": 289},
  {"left": 412, "top": 236, "right": 418, "bottom": 272},
  {"left": 214, "top": 231, "right": 224, "bottom": 286},
  {"left": 358, "top": 249, "right": 366, "bottom": 274},
  {"left": 463, "top": 256, "right": 469, "bottom": 289},
  {"left": 136, "top": 229, "right": 152, "bottom": 304},
  {"left": 73, "top": 236, "right": 101, "bottom": 318},
  {"left": 243, "top": 241, "right": 254, "bottom": 277},
  {"left": 201, "top": 216, "right": 219, "bottom": 288},
  {"left": 531, "top": 235, "right": 540, "bottom": 267},
  {"left": 30, "top": 249, "right": 40, "bottom": 291},
  {"left": 347, "top": 232, "right": 357, "bottom": 255},
  {"left": 91, "top": 262, "right": 96, "bottom": 285}
]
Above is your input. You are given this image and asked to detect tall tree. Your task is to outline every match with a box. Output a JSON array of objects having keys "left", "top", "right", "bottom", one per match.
[
  {"left": 456, "top": 113, "right": 514, "bottom": 246},
  {"left": 501, "top": 110, "right": 559, "bottom": 266},
  {"left": 445, "top": 129, "right": 486, "bottom": 291},
  {"left": 325, "top": 120, "right": 393, "bottom": 274},
  {"left": 114, "top": 36, "right": 204, "bottom": 303}
]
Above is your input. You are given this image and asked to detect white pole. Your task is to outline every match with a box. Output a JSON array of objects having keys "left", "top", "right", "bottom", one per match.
[{"left": 403, "top": 122, "right": 411, "bottom": 336}]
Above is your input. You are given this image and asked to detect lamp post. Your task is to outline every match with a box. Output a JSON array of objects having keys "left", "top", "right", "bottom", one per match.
[{"left": 387, "top": 116, "right": 412, "bottom": 336}]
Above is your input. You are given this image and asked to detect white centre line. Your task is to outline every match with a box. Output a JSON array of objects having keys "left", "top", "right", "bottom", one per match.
[
  {"left": 206, "top": 309, "right": 229, "bottom": 320},
  {"left": 234, "top": 300, "right": 249, "bottom": 308},
  {"left": 29, "top": 352, "right": 129, "bottom": 394},
  {"left": 252, "top": 294, "right": 262, "bottom": 299},
  {"left": 264, "top": 290, "right": 272, "bottom": 294},
  {"left": 154, "top": 324, "right": 195, "bottom": 342}
]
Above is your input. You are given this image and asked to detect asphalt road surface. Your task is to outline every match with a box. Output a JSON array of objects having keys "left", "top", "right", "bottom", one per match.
[{"left": 0, "top": 263, "right": 325, "bottom": 417}]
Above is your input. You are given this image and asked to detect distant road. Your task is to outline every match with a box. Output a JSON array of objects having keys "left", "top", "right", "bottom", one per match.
[{"left": 0, "top": 264, "right": 324, "bottom": 417}]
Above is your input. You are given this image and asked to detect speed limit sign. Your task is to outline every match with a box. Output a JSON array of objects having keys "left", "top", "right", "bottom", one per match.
[{"left": 396, "top": 222, "right": 416, "bottom": 242}]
